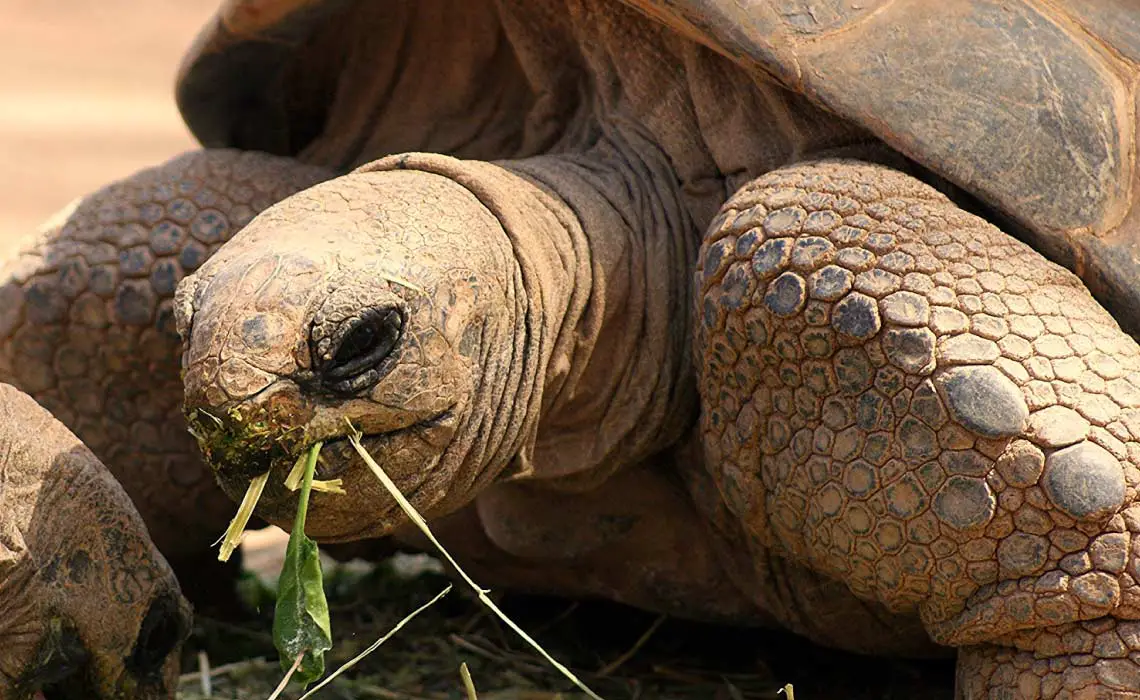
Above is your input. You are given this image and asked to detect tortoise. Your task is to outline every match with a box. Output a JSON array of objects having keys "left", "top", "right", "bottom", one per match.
[
  {"left": 0, "top": 383, "right": 190, "bottom": 699},
  {"left": 3, "top": 0, "right": 1140, "bottom": 697}
]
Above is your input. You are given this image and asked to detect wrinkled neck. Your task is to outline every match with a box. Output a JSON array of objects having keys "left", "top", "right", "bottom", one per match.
[
  {"left": 358, "top": 154, "right": 581, "bottom": 497},
  {"left": 501, "top": 133, "right": 698, "bottom": 487},
  {"left": 368, "top": 143, "right": 695, "bottom": 492}
]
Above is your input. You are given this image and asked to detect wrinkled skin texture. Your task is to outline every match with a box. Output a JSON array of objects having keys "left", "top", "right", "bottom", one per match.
[
  {"left": 0, "top": 384, "right": 190, "bottom": 699},
  {"left": 8, "top": 0, "right": 1140, "bottom": 698},
  {"left": 176, "top": 150, "right": 1140, "bottom": 696}
]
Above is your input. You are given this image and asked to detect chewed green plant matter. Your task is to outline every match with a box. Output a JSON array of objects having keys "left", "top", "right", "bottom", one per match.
[{"left": 187, "top": 407, "right": 305, "bottom": 478}]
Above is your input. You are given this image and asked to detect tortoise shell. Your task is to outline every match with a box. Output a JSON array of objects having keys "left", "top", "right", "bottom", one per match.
[{"left": 176, "top": 0, "right": 1140, "bottom": 333}]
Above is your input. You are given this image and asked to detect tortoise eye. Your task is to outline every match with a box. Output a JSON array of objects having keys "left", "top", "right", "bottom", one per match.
[{"left": 322, "top": 307, "right": 403, "bottom": 386}]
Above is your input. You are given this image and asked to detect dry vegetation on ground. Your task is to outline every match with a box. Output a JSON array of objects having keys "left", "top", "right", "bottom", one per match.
[{"left": 178, "top": 550, "right": 954, "bottom": 700}]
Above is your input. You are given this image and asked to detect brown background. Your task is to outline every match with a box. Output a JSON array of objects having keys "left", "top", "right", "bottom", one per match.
[
  {"left": 0, "top": 0, "right": 292, "bottom": 566},
  {"left": 0, "top": 0, "right": 217, "bottom": 256}
]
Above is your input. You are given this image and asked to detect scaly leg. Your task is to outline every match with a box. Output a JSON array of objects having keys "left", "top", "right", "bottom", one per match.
[
  {"left": 696, "top": 160, "right": 1140, "bottom": 698},
  {"left": 0, "top": 150, "right": 329, "bottom": 606}
]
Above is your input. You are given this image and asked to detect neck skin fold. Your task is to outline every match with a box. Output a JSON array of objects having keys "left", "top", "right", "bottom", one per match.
[{"left": 366, "top": 135, "right": 695, "bottom": 491}]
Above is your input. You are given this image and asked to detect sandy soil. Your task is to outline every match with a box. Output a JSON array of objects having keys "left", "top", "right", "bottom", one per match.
[{"left": 0, "top": 0, "right": 217, "bottom": 255}]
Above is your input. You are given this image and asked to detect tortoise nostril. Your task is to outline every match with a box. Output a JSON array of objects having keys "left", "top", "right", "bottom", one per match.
[{"left": 125, "top": 593, "right": 190, "bottom": 680}]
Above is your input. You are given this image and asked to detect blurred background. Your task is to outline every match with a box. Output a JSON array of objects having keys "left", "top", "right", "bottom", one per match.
[
  {"left": 0, "top": 0, "right": 294, "bottom": 570},
  {"left": 0, "top": 0, "right": 216, "bottom": 255}
]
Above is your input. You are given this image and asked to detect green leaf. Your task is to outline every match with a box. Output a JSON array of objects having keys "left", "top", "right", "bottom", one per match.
[{"left": 272, "top": 441, "right": 331, "bottom": 687}]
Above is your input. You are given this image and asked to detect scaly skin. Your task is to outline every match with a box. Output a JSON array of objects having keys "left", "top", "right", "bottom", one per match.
[
  {"left": 0, "top": 150, "right": 330, "bottom": 602},
  {"left": 697, "top": 160, "right": 1140, "bottom": 697},
  {"left": 0, "top": 383, "right": 190, "bottom": 699}
]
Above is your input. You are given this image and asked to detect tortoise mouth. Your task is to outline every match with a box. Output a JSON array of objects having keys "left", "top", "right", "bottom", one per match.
[
  {"left": 208, "top": 408, "right": 457, "bottom": 526},
  {"left": 186, "top": 402, "right": 308, "bottom": 484},
  {"left": 312, "top": 436, "right": 352, "bottom": 480},
  {"left": 314, "top": 408, "right": 455, "bottom": 480}
]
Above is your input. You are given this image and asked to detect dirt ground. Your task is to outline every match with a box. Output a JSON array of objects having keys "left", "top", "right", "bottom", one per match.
[{"left": 0, "top": 0, "right": 216, "bottom": 255}]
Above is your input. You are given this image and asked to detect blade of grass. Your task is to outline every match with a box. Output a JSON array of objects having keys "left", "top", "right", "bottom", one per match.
[
  {"left": 284, "top": 452, "right": 308, "bottom": 490},
  {"left": 459, "top": 662, "right": 478, "bottom": 700},
  {"left": 345, "top": 420, "right": 605, "bottom": 700},
  {"left": 266, "top": 653, "right": 305, "bottom": 700},
  {"left": 296, "top": 584, "right": 453, "bottom": 700},
  {"left": 597, "top": 614, "right": 666, "bottom": 677},
  {"left": 216, "top": 472, "right": 269, "bottom": 562},
  {"left": 197, "top": 650, "right": 212, "bottom": 698},
  {"left": 378, "top": 271, "right": 425, "bottom": 295},
  {"left": 285, "top": 451, "right": 346, "bottom": 494},
  {"left": 309, "top": 480, "right": 347, "bottom": 495}
]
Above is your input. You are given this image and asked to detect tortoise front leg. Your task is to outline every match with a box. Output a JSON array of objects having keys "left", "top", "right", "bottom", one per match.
[
  {"left": 695, "top": 160, "right": 1140, "bottom": 698},
  {"left": 0, "top": 150, "right": 329, "bottom": 606}
]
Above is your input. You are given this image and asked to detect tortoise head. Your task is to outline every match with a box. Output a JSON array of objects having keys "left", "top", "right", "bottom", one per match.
[
  {"left": 175, "top": 156, "right": 532, "bottom": 540},
  {"left": 0, "top": 387, "right": 190, "bottom": 700}
]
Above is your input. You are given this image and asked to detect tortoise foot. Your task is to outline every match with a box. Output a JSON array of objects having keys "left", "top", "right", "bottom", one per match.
[{"left": 958, "top": 629, "right": 1140, "bottom": 699}]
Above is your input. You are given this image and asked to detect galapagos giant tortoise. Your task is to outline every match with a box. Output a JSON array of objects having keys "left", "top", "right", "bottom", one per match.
[{"left": 4, "top": 0, "right": 1140, "bottom": 697}]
